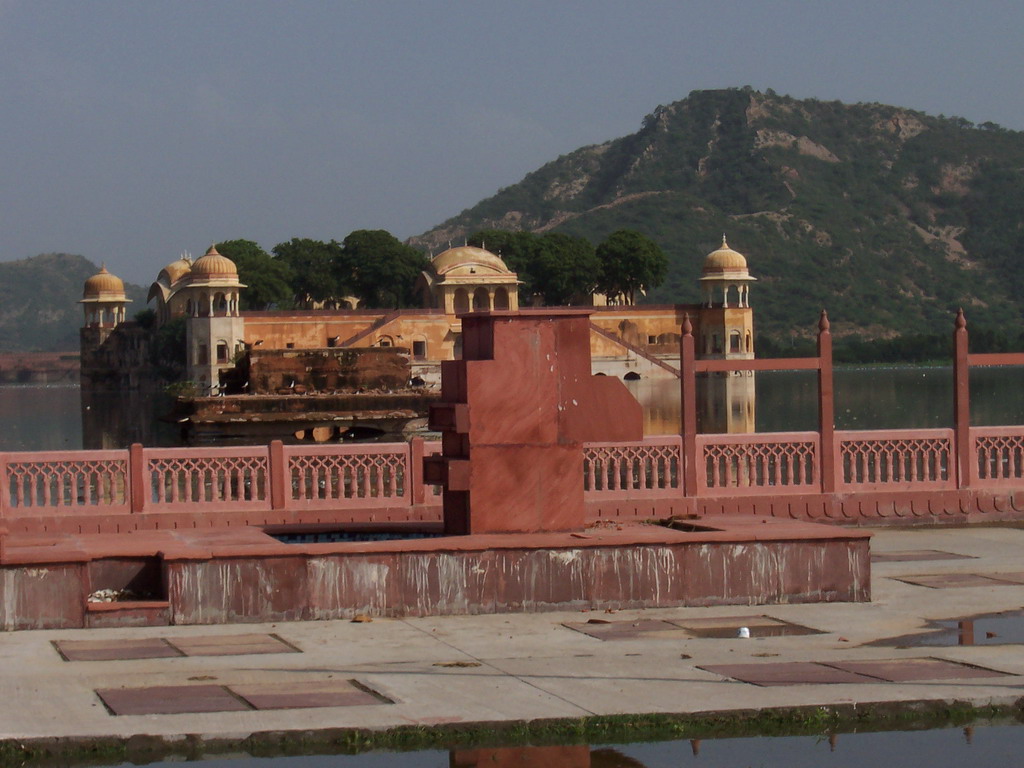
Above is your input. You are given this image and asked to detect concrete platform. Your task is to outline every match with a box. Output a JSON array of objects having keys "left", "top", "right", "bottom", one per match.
[
  {"left": 3, "top": 525, "right": 1024, "bottom": 752},
  {"left": 0, "top": 516, "right": 869, "bottom": 629}
]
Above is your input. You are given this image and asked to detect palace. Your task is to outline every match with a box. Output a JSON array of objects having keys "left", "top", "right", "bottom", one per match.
[{"left": 80, "top": 237, "right": 757, "bottom": 431}]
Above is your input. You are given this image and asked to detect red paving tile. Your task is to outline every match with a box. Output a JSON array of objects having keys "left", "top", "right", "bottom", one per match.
[
  {"left": 564, "top": 619, "right": 688, "bottom": 640},
  {"left": 700, "top": 662, "right": 879, "bottom": 686},
  {"left": 97, "top": 685, "right": 251, "bottom": 715},
  {"left": 980, "top": 572, "right": 1024, "bottom": 585},
  {"left": 895, "top": 573, "right": 1021, "bottom": 589},
  {"left": 871, "top": 550, "right": 973, "bottom": 563},
  {"left": 165, "top": 633, "right": 299, "bottom": 657},
  {"left": 230, "top": 680, "right": 389, "bottom": 710},
  {"left": 55, "top": 638, "right": 182, "bottom": 662},
  {"left": 825, "top": 658, "right": 1008, "bottom": 682},
  {"left": 668, "top": 615, "right": 821, "bottom": 638}
]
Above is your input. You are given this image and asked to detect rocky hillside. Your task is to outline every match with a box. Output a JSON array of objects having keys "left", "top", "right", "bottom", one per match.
[
  {"left": 413, "top": 88, "right": 1024, "bottom": 340},
  {"left": 0, "top": 253, "right": 146, "bottom": 352}
]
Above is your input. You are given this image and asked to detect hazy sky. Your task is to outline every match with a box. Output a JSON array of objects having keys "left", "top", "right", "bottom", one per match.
[{"left": 3, "top": 1, "right": 1023, "bottom": 284}]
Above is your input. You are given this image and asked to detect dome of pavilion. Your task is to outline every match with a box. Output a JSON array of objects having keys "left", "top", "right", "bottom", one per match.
[
  {"left": 83, "top": 265, "right": 126, "bottom": 300},
  {"left": 702, "top": 236, "right": 749, "bottom": 275},
  {"left": 190, "top": 245, "right": 239, "bottom": 279},
  {"left": 431, "top": 245, "right": 512, "bottom": 277}
]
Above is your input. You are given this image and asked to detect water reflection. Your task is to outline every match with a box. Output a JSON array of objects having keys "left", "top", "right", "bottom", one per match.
[
  {"left": 80, "top": 387, "right": 178, "bottom": 449},
  {"left": 626, "top": 366, "right": 1024, "bottom": 435},
  {"left": 113, "top": 725, "right": 1024, "bottom": 768},
  {"left": 2, "top": 365, "right": 1024, "bottom": 452}
]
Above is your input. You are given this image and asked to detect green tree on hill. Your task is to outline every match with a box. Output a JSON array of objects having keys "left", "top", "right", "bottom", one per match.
[
  {"left": 533, "top": 232, "right": 599, "bottom": 305},
  {"left": 596, "top": 229, "right": 668, "bottom": 304},
  {"left": 342, "top": 229, "right": 427, "bottom": 308},
  {"left": 215, "top": 239, "right": 293, "bottom": 310},
  {"left": 272, "top": 238, "right": 344, "bottom": 307}
]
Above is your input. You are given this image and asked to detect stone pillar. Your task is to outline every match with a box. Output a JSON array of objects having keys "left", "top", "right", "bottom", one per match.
[
  {"left": 426, "top": 310, "right": 643, "bottom": 535},
  {"left": 953, "top": 309, "right": 971, "bottom": 488}
]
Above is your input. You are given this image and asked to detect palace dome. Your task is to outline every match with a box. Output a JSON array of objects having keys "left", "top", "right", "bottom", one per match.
[
  {"left": 83, "top": 265, "right": 126, "bottom": 299},
  {"left": 159, "top": 257, "right": 193, "bottom": 286},
  {"left": 702, "top": 236, "right": 749, "bottom": 274},
  {"left": 431, "top": 245, "right": 511, "bottom": 276},
  {"left": 190, "top": 245, "right": 239, "bottom": 279}
]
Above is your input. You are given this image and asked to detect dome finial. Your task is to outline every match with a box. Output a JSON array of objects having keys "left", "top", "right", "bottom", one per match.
[{"left": 722, "top": 233, "right": 728, "bottom": 248}]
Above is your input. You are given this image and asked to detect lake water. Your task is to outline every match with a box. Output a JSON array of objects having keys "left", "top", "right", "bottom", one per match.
[
  {"left": 84, "top": 724, "right": 1024, "bottom": 768},
  {"left": 3, "top": 365, "right": 1024, "bottom": 451}
]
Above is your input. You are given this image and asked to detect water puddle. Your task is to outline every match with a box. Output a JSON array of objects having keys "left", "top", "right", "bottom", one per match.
[{"left": 872, "top": 608, "right": 1024, "bottom": 647}]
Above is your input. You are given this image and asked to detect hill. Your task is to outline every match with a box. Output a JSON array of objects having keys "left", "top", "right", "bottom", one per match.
[
  {"left": 0, "top": 253, "right": 146, "bottom": 352},
  {"left": 412, "top": 88, "right": 1024, "bottom": 342}
]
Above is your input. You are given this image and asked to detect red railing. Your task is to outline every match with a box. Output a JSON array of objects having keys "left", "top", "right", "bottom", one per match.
[
  {"left": 697, "top": 432, "right": 818, "bottom": 495},
  {"left": 972, "top": 426, "right": 1024, "bottom": 487},
  {"left": 837, "top": 429, "right": 954, "bottom": 491},
  {"left": 0, "top": 440, "right": 440, "bottom": 522},
  {"left": 4, "top": 311, "right": 1024, "bottom": 524}
]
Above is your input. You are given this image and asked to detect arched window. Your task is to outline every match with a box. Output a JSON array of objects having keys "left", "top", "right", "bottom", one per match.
[
  {"left": 729, "top": 331, "right": 741, "bottom": 354},
  {"left": 453, "top": 289, "right": 469, "bottom": 315},
  {"left": 493, "top": 287, "right": 510, "bottom": 310},
  {"left": 472, "top": 287, "right": 490, "bottom": 311}
]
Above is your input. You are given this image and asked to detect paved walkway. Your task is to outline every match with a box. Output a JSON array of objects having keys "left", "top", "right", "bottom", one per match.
[{"left": 3, "top": 525, "right": 1024, "bottom": 744}]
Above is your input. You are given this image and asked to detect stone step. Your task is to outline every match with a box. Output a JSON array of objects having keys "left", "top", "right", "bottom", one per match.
[{"left": 85, "top": 600, "right": 171, "bottom": 629}]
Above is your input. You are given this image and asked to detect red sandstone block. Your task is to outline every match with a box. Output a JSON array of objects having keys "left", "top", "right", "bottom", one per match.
[
  {"left": 230, "top": 680, "right": 387, "bottom": 710},
  {"left": 701, "top": 662, "right": 877, "bottom": 686},
  {"left": 825, "top": 658, "right": 1007, "bottom": 682},
  {"left": 97, "top": 684, "right": 250, "bottom": 715}
]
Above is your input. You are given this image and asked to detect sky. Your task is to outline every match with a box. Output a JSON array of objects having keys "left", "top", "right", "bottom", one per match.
[{"left": 2, "top": 0, "right": 1023, "bottom": 285}]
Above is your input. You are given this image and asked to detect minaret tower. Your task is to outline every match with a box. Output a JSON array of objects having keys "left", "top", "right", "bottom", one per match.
[
  {"left": 183, "top": 245, "right": 246, "bottom": 392},
  {"left": 698, "top": 235, "right": 755, "bottom": 360},
  {"left": 80, "top": 264, "right": 131, "bottom": 331}
]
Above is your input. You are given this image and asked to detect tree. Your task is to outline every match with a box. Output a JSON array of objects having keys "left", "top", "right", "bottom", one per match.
[
  {"left": 595, "top": 229, "right": 668, "bottom": 304},
  {"left": 467, "top": 229, "right": 543, "bottom": 299},
  {"left": 271, "top": 238, "right": 343, "bottom": 307},
  {"left": 342, "top": 230, "right": 427, "bottom": 308},
  {"left": 215, "top": 240, "right": 294, "bottom": 310},
  {"left": 532, "top": 232, "right": 599, "bottom": 305}
]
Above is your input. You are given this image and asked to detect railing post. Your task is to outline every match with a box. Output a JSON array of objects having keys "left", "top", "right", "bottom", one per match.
[
  {"left": 129, "top": 443, "right": 146, "bottom": 513},
  {"left": 409, "top": 437, "right": 425, "bottom": 505},
  {"left": 817, "top": 311, "right": 836, "bottom": 493},
  {"left": 269, "top": 440, "right": 287, "bottom": 510},
  {"left": 680, "top": 314, "right": 698, "bottom": 496},
  {"left": 953, "top": 309, "right": 972, "bottom": 488},
  {"left": 0, "top": 453, "right": 7, "bottom": 521}
]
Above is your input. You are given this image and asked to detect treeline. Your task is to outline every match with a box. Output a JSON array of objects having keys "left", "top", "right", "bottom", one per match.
[
  {"left": 208, "top": 228, "right": 667, "bottom": 311},
  {"left": 759, "top": 326, "right": 1024, "bottom": 365},
  {"left": 216, "top": 231, "right": 425, "bottom": 311}
]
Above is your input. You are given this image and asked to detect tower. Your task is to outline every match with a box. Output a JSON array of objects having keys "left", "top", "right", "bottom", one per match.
[
  {"left": 182, "top": 245, "right": 246, "bottom": 392},
  {"left": 696, "top": 236, "right": 756, "bottom": 433},
  {"left": 698, "top": 235, "right": 755, "bottom": 360},
  {"left": 80, "top": 265, "right": 130, "bottom": 333}
]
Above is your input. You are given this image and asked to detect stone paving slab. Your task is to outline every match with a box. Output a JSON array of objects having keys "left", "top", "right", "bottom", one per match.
[
  {"left": 54, "top": 637, "right": 182, "bottom": 662},
  {"left": 894, "top": 573, "right": 1023, "bottom": 588},
  {"left": 232, "top": 680, "right": 389, "bottom": 710},
  {"left": 871, "top": 549, "right": 974, "bottom": 563},
  {"left": 96, "top": 685, "right": 250, "bottom": 716},
  {"left": 165, "top": 633, "right": 299, "bottom": 657},
  {"left": 825, "top": 657, "right": 1008, "bottom": 683},
  {"left": 699, "top": 662, "right": 878, "bottom": 686}
]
